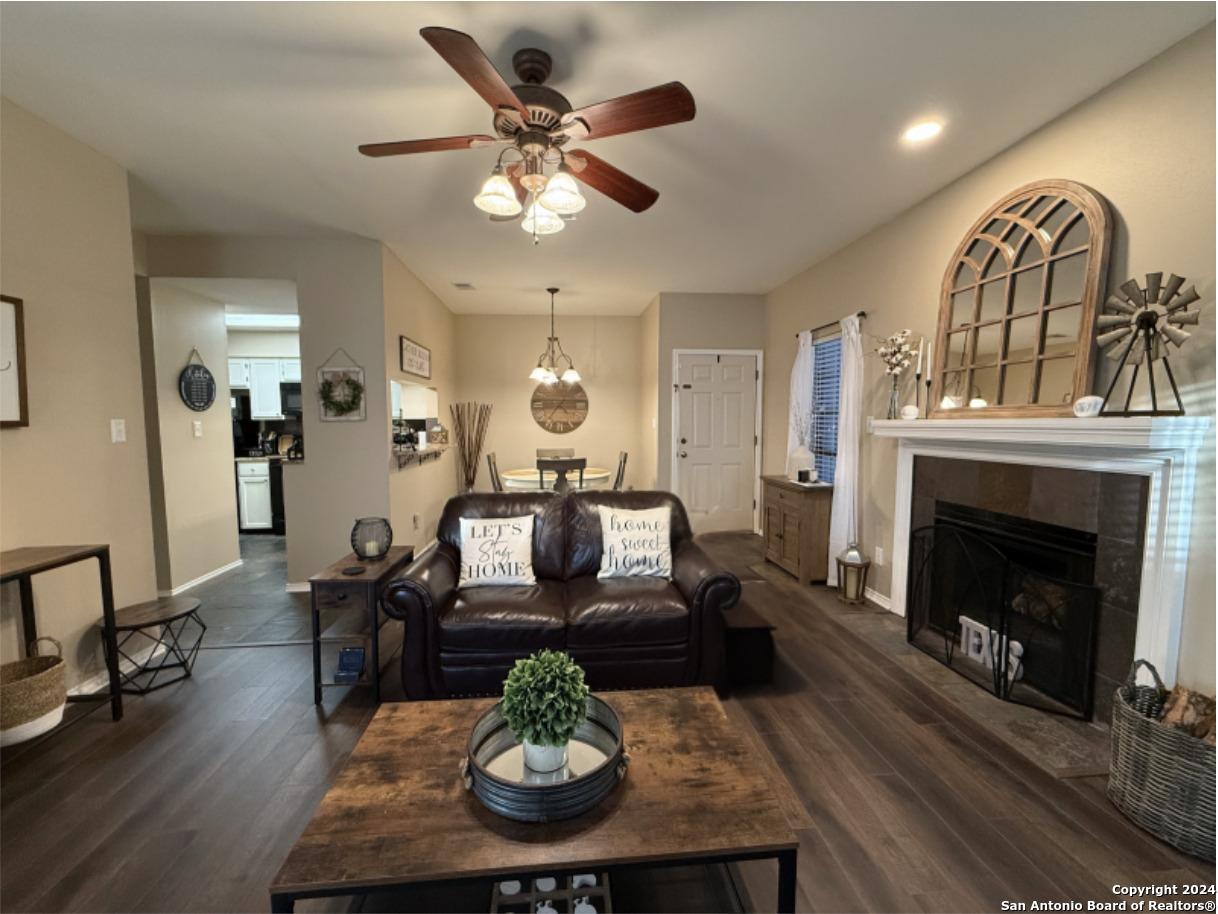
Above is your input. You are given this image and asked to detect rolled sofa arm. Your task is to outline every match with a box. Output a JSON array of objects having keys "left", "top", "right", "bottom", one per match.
[
  {"left": 381, "top": 542, "right": 459, "bottom": 699},
  {"left": 671, "top": 541, "right": 741, "bottom": 689}
]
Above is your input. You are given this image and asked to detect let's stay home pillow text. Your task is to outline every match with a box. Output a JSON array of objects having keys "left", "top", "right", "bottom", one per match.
[
  {"left": 459, "top": 516, "right": 536, "bottom": 587},
  {"left": 597, "top": 505, "right": 672, "bottom": 580}
]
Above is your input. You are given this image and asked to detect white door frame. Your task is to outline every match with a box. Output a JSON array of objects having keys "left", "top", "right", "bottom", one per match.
[{"left": 671, "top": 349, "right": 764, "bottom": 533}]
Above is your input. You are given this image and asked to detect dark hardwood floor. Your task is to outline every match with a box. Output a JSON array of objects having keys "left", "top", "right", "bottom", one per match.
[{"left": 1, "top": 533, "right": 1211, "bottom": 913}]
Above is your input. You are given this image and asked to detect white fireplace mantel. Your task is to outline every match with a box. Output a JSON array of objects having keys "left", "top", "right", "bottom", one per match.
[{"left": 873, "top": 416, "right": 1210, "bottom": 686}]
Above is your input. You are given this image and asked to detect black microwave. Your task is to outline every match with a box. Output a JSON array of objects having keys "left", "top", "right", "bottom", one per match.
[{"left": 281, "top": 382, "right": 303, "bottom": 416}]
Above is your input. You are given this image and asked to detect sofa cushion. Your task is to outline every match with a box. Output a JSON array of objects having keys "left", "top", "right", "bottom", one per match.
[
  {"left": 438, "top": 579, "right": 567, "bottom": 653},
  {"left": 458, "top": 515, "right": 535, "bottom": 587},
  {"left": 566, "top": 491, "right": 694, "bottom": 580},
  {"left": 565, "top": 575, "right": 689, "bottom": 648},
  {"left": 438, "top": 492, "right": 566, "bottom": 580}
]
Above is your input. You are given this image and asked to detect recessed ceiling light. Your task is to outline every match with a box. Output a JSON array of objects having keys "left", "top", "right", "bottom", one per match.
[{"left": 903, "top": 120, "right": 943, "bottom": 144}]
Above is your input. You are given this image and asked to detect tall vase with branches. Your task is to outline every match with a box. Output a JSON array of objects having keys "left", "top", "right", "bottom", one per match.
[
  {"left": 877, "top": 330, "right": 914, "bottom": 419},
  {"left": 450, "top": 402, "right": 493, "bottom": 492}
]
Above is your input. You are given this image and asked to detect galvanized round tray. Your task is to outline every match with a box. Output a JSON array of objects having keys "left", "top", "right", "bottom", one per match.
[{"left": 463, "top": 695, "right": 626, "bottom": 822}]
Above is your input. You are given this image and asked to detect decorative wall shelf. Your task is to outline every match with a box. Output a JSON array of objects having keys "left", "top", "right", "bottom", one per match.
[{"left": 394, "top": 445, "right": 449, "bottom": 470}]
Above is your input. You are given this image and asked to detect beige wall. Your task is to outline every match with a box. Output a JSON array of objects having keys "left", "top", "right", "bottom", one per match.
[
  {"left": 141, "top": 280, "right": 241, "bottom": 591},
  {"left": 226, "top": 331, "right": 300, "bottom": 359},
  {"left": 763, "top": 26, "right": 1215, "bottom": 690},
  {"left": 382, "top": 248, "right": 458, "bottom": 545},
  {"left": 454, "top": 315, "right": 643, "bottom": 489},
  {"left": 0, "top": 98, "right": 157, "bottom": 685},
  {"left": 656, "top": 292, "right": 767, "bottom": 491},
  {"left": 637, "top": 297, "right": 661, "bottom": 489},
  {"left": 144, "top": 236, "right": 391, "bottom": 584}
]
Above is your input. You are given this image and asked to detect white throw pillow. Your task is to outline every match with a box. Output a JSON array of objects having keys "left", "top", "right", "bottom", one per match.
[
  {"left": 597, "top": 505, "right": 672, "bottom": 580},
  {"left": 458, "top": 516, "right": 536, "bottom": 588}
]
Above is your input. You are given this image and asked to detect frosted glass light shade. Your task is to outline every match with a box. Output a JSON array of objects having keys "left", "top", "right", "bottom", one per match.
[
  {"left": 473, "top": 172, "right": 522, "bottom": 216},
  {"left": 521, "top": 201, "right": 564, "bottom": 235},
  {"left": 529, "top": 365, "right": 551, "bottom": 381},
  {"left": 537, "top": 167, "right": 586, "bottom": 215},
  {"left": 560, "top": 366, "right": 581, "bottom": 383}
]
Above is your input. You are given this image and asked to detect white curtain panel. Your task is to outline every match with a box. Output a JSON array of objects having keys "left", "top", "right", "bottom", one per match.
[
  {"left": 785, "top": 330, "right": 815, "bottom": 476},
  {"left": 827, "top": 315, "right": 863, "bottom": 587}
]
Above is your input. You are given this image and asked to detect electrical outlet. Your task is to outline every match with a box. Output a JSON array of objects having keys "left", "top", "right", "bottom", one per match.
[
  {"left": 193, "top": 420, "right": 203, "bottom": 438},
  {"left": 875, "top": 546, "right": 884, "bottom": 566},
  {"left": 412, "top": 512, "right": 423, "bottom": 531},
  {"left": 110, "top": 419, "right": 126, "bottom": 443}
]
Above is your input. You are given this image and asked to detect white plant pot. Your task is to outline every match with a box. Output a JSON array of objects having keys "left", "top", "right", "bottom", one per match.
[{"left": 522, "top": 739, "right": 568, "bottom": 773}]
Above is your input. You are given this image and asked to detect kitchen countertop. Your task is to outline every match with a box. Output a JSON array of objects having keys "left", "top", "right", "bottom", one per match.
[{"left": 235, "top": 455, "right": 304, "bottom": 464}]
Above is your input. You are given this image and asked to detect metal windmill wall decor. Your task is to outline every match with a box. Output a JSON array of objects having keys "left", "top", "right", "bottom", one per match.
[{"left": 1096, "top": 272, "right": 1201, "bottom": 416}]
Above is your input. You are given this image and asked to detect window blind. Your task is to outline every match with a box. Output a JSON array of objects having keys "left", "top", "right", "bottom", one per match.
[{"left": 811, "top": 336, "right": 841, "bottom": 484}]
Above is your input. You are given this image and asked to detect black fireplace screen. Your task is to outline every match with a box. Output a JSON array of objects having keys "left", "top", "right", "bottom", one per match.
[{"left": 907, "top": 512, "right": 1101, "bottom": 719}]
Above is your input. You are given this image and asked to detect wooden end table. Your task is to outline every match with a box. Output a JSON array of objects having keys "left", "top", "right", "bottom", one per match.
[
  {"left": 270, "top": 686, "right": 798, "bottom": 912},
  {"left": 309, "top": 545, "right": 413, "bottom": 704}
]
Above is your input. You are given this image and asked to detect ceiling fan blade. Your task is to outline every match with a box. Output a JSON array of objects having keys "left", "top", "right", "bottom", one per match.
[
  {"left": 359, "top": 135, "right": 499, "bottom": 157},
  {"left": 420, "top": 27, "right": 531, "bottom": 121},
  {"left": 561, "top": 82, "right": 695, "bottom": 141},
  {"left": 566, "top": 150, "right": 659, "bottom": 213}
]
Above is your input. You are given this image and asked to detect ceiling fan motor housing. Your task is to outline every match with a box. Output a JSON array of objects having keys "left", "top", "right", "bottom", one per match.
[{"left": 494, "top": 83, "right": 573, "bottom": 140}]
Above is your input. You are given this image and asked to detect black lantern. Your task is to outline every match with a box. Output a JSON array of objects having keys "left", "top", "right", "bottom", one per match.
[
  {"left": 835, "top": 542, "right": 871, "bottom": 604},
  {"left": 351, "top": 518, "right": 393, "bottom": 561}
]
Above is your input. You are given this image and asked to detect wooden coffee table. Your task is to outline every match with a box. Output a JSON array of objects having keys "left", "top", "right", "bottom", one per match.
[{"left": 270, "top": 687, "right": 798, "bottom": 912}]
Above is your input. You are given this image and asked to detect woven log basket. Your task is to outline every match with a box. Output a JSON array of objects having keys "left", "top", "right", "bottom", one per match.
[
  {"left": 0, "top": 637, "right": 67, "bottom": 746},
  {"left": 1108, "top": 660, "right": 1215, "bottom": 861}
]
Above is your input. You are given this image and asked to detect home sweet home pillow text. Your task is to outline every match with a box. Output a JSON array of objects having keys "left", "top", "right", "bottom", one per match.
[
  {"left": 596, "top": 505, "right": 672, "bottom": 580},
  {"left": 458, "top": 516, "right": 536, "bottom": 588}
]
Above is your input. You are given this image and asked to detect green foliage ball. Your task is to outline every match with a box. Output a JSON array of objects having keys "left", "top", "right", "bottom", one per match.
[{"left": 501, "top": 649, "right": 590, "bottom": 747}]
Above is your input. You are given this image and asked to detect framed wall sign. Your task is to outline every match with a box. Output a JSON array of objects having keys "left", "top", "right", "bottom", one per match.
[
  {"left": 400, "top": 336, "right": 431, "bottom": 379},
  {"left": 178, "top": 351, "right": 217, "bottom": 411},
  {"left": 1, "top": 295, "right": 29, "bottom": 428}
]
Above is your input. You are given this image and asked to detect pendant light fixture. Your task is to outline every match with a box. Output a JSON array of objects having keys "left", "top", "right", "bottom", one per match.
[{"left": 529, "top": 288, "right": 581, "bottom": 384}]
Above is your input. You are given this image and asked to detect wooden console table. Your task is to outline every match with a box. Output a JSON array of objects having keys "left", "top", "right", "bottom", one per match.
[
  {"left": 309, "top": 545, "right": 414, "bottom": 705},
  {"left": 0, "top": 545, "right": 123, "bottom": 721}
]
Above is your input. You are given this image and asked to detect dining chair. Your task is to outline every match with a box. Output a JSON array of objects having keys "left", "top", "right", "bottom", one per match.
[
  {"left": 486, "top": 452, "right": 504, "bottom": 492},
  {"left": 536, "top": 457, "right": 586, "bottom": 495},
  {"left": 537, "top": 448, "right": 575, "bottom": 459},
  {"left": 612, "top": 451, "right": 628, "bottom": 491}
]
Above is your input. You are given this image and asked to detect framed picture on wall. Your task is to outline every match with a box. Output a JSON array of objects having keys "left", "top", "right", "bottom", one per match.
[
  {"left": 1, "top": 295, "right": 29, "bottom": 428},
  {"left": 400, "top": 336, "right": 431, "bottom": 379}
]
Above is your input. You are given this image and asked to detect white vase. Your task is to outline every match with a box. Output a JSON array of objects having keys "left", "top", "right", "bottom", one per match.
[
  {"left": 787, "top": 444, "right": 816, "bottom": 482},
  {"left": 522, "top": 739, "right": 568, "bottom": 773}
]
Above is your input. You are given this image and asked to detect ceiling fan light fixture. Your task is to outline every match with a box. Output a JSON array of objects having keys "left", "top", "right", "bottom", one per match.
[
  {"left": 473, "top": 168, "right": 522, "bottom": 216},
  {"left": 521, "top": 199, "right": 564, "bottom": 235},
  {"left": 537, "top": 165, "right": 586, "bottom": 215}
]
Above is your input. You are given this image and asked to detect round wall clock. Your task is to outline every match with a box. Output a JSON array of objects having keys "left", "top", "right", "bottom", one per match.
[
  {"left": 530, "top": 380, "right": 588, "bottom": 434},
  {"left": 178, "top": 363, "right": 216, "bottom": 411}
]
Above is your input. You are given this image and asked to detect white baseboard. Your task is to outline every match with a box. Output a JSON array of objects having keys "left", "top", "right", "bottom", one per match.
[
  {"left": 68, "top": 642, "right": 167, "bottom": 697},
  {"left": 159, "top": 559, "right": 243, "bottom": 597},
  {"left": 285, "top": 582, "right": 310, "bottom": 593},
  {"left": 866, "top": 586, "right": 895, "bottom": 613}
]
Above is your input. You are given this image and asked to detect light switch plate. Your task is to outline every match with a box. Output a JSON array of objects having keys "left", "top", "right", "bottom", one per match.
[
  {"left": 875, "top": 546, "right": 884, "bottom": 566},
  {"left": 110, "top": 419, "right": 126, "bottom": 443},
  {"left": 193, "top": 420, "right": 203, "bottom": 438}
]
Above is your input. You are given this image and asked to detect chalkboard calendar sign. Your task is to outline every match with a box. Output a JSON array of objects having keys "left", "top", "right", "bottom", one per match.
[{"left": 178, "top": 362, "right": 216, "bottom": 411}]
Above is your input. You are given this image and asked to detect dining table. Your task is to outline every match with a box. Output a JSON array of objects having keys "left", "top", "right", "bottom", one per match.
[{"left": 502, "top": 467, "right": 612, "bottom": 490}]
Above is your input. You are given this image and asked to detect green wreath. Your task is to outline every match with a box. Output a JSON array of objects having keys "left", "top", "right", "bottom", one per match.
[{"left": 319, "top": 376, "right": 364, "bottom": 416}]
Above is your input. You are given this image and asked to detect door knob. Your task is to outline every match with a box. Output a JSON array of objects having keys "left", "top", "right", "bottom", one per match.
[{"left": 679, "top": 451, "right": 688, "bottom": 458}]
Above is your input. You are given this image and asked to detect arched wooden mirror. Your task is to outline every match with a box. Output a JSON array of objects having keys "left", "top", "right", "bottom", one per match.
[{"left": 930, "top": 179, "right": 1111, "bottom": 418}]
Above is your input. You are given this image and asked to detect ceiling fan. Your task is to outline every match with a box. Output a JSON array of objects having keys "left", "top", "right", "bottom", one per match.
[{"left": 358, "top": 27, "right": 696, "bottom": 236}]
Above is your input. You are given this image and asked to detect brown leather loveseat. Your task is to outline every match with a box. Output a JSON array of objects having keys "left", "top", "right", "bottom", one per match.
[{"left": 381, "top": 490, "right": 741, "bottom": 699}]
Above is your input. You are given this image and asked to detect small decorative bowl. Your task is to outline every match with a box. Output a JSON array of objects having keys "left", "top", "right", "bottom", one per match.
[
  {"left": 1073, "top": 395, "right": 1104, "bottom": 418},
  {"left": 899, "top": 405, "right": 920, "bottom": 420}
]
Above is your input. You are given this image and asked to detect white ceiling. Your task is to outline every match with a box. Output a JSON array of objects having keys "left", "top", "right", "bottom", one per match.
[{"left": 2, "top": 3, "right": 1212, "bottom": 316}]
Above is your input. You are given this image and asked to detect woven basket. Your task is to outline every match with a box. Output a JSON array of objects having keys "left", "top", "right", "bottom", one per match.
[
  {"left": 0, "top": 637, "right": 67, "bottom": 747},
  {"left": 1108, "top": 660, "right": 1215, "bottom": 861}
]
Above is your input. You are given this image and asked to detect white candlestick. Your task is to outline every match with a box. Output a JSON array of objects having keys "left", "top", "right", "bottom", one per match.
[
  {"left": 926, "top": 338, "right": 933, "bottom": 374},
  {"left": 916, "top": 336, "right": 924, "bottom": 375}
]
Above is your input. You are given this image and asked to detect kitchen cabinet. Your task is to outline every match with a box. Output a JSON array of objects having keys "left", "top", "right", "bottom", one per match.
[
  {"left": 238, "top": 460, "right": 273, "bottom": 530},
  {"left": 279, "top": 358, "right": 302, "bottom": 383},
  {"left": 228, "top": 358, "right": 251, "bottom": 389},
  {"left": 249, "top": 359, "right": 283, "bottom": 418},
  {"left": 762, "top": 476, "right": 833, "bottom": 584}
]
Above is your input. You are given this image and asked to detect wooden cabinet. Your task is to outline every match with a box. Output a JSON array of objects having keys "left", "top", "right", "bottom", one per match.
[
  {"left": 762, "top": 476, "right": 833, "bottom": 584},
  {"left": 228, "top": 358, "right": 251, "bottom": 388}
]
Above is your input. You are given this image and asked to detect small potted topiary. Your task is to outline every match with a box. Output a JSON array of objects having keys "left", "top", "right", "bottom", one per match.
[{"left": 502, "top": 649, "right": 590, "bottom": 773}]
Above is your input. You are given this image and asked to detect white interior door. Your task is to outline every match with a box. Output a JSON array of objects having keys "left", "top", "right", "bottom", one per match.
[{"left": 674, "top": 353, "right": 758, "bottom": 533}]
